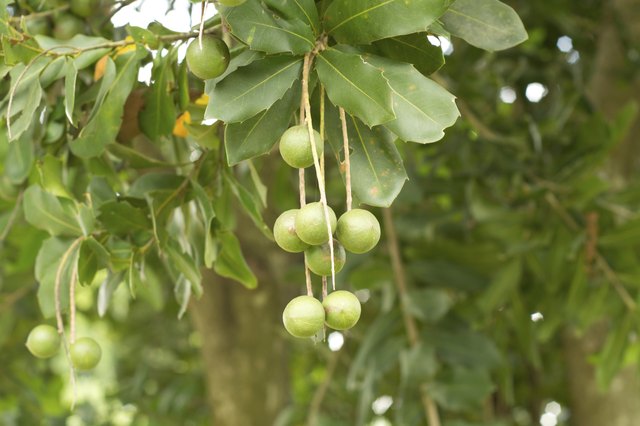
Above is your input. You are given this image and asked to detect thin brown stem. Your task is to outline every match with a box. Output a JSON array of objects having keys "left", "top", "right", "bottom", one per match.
[
  {"left": 9, "top": 5, "right": 69, "bottom": 22},
  {"left": 69, "top": 255, "right": 79, "bottom": 345},
  {"left": 198, "top": 0, "right": 207, "bottom": 49},
  {"left": 383, "top": 208, "right": 441, "bottom": 426},
  {"left": 339, "top": 107, "right": 352, "bottom": 211},
  {"left": 302, "top": 53, "right": 336, "bottom": 290}
]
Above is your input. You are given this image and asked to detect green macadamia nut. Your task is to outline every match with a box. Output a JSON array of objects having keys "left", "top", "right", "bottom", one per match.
[
  {"left": 305, "top": 239, "right": 346, "bottom": 276},
  {"left": 26, "top": 324, "right": 60, "bottom": 359},
  {"left": 336, "top": 209, "right": 381, "bottom": 254},
  {"left": 323, "top": 290, "right": 361, "bottom": 330},
  {"left": 279, "top": 125, "right": 324, "bottom": 169},
  {"left": 282, "top": 295, "right": 325, "bottom": 338},
  {"left": 295, "top": 202, "right": 337, "bottom": 246},
  {"left": 274, "top": 209, "right": 310, "bottom": 253}
]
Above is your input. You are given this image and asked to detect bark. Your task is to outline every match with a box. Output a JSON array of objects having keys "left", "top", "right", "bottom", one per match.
[
  {"left": 564, "top": 0, "right": 640, "bottom": 424},
  {"left": 564, "top": 326, "right": 640, "bottom": 426},
  {"left": 189, "top": 227, "right": 292, "bottom": 426}
]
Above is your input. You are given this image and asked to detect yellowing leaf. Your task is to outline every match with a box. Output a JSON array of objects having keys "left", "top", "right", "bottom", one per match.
[
  {"left": 173, "top": 111, "right": 191, "bottom": 137},
  {"left": 94, "top": 55, "right": 108, "bottom": 81},
  {"left": 195, "top": 94, "right": 209, "bottom": 106}
]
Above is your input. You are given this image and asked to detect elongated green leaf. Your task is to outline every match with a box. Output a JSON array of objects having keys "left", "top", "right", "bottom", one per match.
[
  {"left": 204, "top": 50, "right": 264, "bottom": 94},
  {"left": 37, "top": 155, "right": 73, "bottom": 199},
  {"left": 317, "top": 48, "right": 394, "bottom": 127},
  {"left": 206, "top": 55, "right": 302, "bottom": 123},
  {"left": 191, "top": 180, "right": 217, "bottom": 268},
  {"left": 264, "top": 0, "right": 320, "bottom": 35},
  {"left": 225, "top": 171, "right": 273, "bottom": 239},
  {"left": 4, "top": 58, "right": 47, "bottom": 141},
  {"left": 431, "top": 368, "right": 495, "bottom": 411},
  {"left": 71, "top": 49, "right": 144, "bottom": 158},
  {"left": 35, "top": 237, "right": 79, "bottom": 318},
  {"left": 441, "top": 0, "right": 528, "bottom": 51},
  {"left": 98, "top": 200, "right": 151, "bottom": 235},
  {"left": 225, "top": 82, "right": 299, "bottom": 165},
  {"left": 35, "top": 34, "right": 111, "bottom": 69},
  {"left": 166, "top": 240, "right": 203, "bottom": 297},
  {"left": 324, "top": 0, "right": 450, "bottom": 45},
  {"left": 478, "top": 258, "right": 522, "bottom": 313},
  {"left": 365, "top": 55, "right": 459, "bottom": 143},
  {"left": 372, "top": 33, "right": 445, "bottom": 76},
  {"left": 64, "top": 58, "right": 77, "bottom": 125},
  {"left": 5, "top": 134, "right": 33, "bottom": 184},
  {"left": 214, "top": 231, "right": 257, "bottom": 289},
  {"left": 78, "top": 237, "right": 110, "bottom": 286},
  {"left": 140, "top": 51, "right": 177, "bottom": 140},
  {"left": 23, "top": 185, "right": 82, "bottom": 236},
  {"left": 221, "top": 1, "right": 315, "bottom": 54}
]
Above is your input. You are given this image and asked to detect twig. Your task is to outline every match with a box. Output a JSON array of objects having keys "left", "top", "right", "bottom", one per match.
[
  {"left": 339, "top": 107, "right": 352, "bottom": 211},
  {"left": 301, "top": 52, "right": 336, "bottom": 291},
  {"left": 383, "top": 208, "right": 441, "bottom": 426},
  {"left": 9, "top": 5, "right": 69, "bottom": 22},
  {"left": 69, "top": 254, "right": 79, "bottom": 344}
]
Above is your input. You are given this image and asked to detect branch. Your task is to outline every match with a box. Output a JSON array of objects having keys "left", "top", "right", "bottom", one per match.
[{"left": 383, "top": 208, "right": 441, "bottom": 426}]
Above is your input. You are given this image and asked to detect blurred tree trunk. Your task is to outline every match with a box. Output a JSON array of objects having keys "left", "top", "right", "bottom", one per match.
[
  {"left": 189, "top": 227, "right": 291, "bottom": 425},
  {"left": 565, "top": 0, "right": 640, "bottom": 425}
]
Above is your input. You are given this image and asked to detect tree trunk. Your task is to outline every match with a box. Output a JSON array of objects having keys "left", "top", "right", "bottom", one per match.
[
  {"left": 189, "top": 229, "right": 291, "bottom": 425},
  {"left": 564, "top": 326, "right": 640, "bottom": 426},
  {"left": 564, "top": 0, "right": 640, "bottom": 424}
]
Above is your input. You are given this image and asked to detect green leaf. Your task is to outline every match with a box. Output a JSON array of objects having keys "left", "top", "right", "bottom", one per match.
[
  {"left": 36, "top": 155, "right": 73, "bottom": 199},
  {"left": 206, "top": 55, "right": 303, "bottom": 123},
  {"left": 224, "top": 171, "right": 273, "bottom": 239},
  {"left": 126, "top": 25, "right": 159, "bottom": 49},
  {"left": 316, "top": 48, "right": 394, "bottom": 127},
  {"left": 166, "top": 240, "right": 203, "bottom": 297},
  {"left": 214, "top": 231, "right": 257, "bottom": 289},
  {"left": 424, "top": 328, "right": 502, "bottom": 369},
  {"left": 224, "top": 82, "right": 299, "bottom": 165},
  {"left": 365, "top": 55, "right": 459, "bottom": 143},
  {"left": 431, "top": 368, "right": 495, "bottom": 411},
  {"left": 595, "top": 312, "right": 633, "bottom": 389},
  {"left": 477, "top": 258, "right": 522, "bottom": 314},
  {"left": 341, "top": 115, "right": 407, "bottom": 207},
  {"left": 35, "top": 34, "right": 111, "bottom": 69},
  {"left": 264, "top": 0, "right": 321, "bottom": 35},
  {"left": 35, "top": 237, "right": 79, "bottom": 318},
  {"left": 98, "top": 200, "right": 151, "bottom": 235},
  {"left": 23, "top": 185, "right": 82, "bottom": 236},
  {"left": 139, "top": 50, "right": 177, "bottom": 140},
  {"left": 78, "top": 237, "right": 110, "bottom": 286},
  {"left": 324, "top": 0, "right": 450, "bottom": 45},
  {"left": 191, "top": 180, "right": 217, "bottom": 268},
  {"left": 71, "top": 49, "right": 144, "bottom": 158},
  {"left": 441, "top": 0, "right": 528, "bottom": 51},
  {"left": 599, "top": 218, "right": 640, "bottom": 247},
  {"left": 64, "top": 58, "right": 78, "bottom": 125},
  {"left": 372, "top": 33, "right": 445, "bottom": 76},
  {"left": 5, "top": 58, "right": 46, "bottom": 141},
  {"left": 5, "top": 133, "right": 33, "bottom": 184},
  {"left": 221, "top": 1, "right": 315, "bottom": 54},
  {"left": 404, "top": 288, "right": 453, "bottom": 322},
  {"left": 399, "top": 343, "right": 439, "bottom": 386}
]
